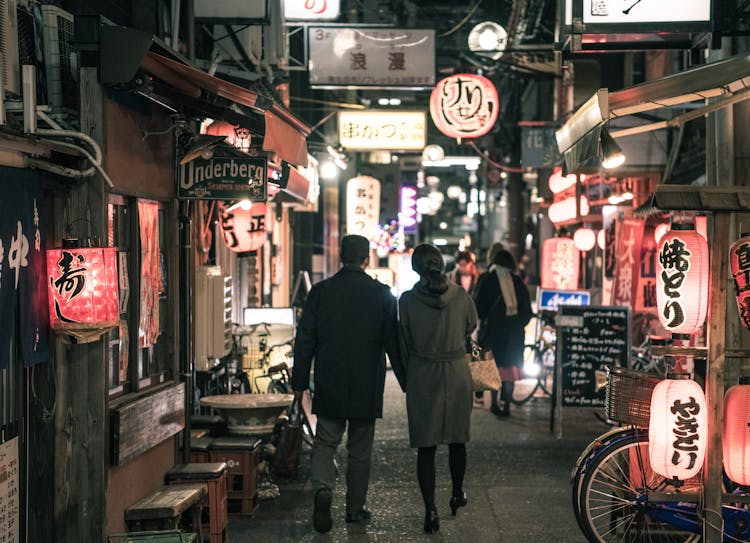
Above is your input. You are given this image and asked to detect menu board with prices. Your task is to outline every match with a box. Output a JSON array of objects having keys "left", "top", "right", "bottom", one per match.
[
  {"left": 0, "top": 437, "right": 19, "bottom": 543},
  {"left": 557, "top": 305, "right": 630, "bottom": 407}
]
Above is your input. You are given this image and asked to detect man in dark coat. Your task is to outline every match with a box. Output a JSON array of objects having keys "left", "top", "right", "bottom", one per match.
[{"left": 291, "top": 234, "right": 402, "bottom": 534}]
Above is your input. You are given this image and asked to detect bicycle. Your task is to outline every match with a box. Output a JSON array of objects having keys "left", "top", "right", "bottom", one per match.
[{"left": 512, "top": 312, "right": 556, "bottom": 405}]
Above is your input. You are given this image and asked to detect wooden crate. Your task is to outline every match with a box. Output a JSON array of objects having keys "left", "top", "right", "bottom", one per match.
[{"left": 208, "top": 438, "right": 260, "bottom": 516}]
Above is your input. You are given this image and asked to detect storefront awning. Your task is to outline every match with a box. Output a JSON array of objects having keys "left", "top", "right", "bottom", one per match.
[
  {"left": 556, "top": 53, "right": 750, "bottom": 172},
  {"left": 96, "top": 25, "right": 310, "bottom": 166}
]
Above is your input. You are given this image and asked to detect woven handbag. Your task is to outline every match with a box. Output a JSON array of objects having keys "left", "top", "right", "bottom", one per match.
[{"left": 466, "top": 341, "right": 501, "bottom": 391}]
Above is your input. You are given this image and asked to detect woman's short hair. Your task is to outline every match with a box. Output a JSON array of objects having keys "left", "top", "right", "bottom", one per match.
[{"left": 492, "top": 249, "right": 516, "bottom": 270}]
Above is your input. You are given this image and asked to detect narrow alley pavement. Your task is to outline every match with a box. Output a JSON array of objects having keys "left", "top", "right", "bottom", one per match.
[{"left": 229, "top": 371, "right": 606, "bottom": 542}]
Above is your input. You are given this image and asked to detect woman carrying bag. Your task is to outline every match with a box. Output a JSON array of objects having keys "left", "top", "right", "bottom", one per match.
[
  {"left": 474, "top": 249, "right": 533, "bottom": 417},
  {"left": 397, "top": 244, "right": 478, "bottom": 533}
]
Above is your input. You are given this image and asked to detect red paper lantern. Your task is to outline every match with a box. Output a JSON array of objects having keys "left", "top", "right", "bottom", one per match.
[
  {"left": 219, "top": 201, "right": 267, "bottom": 252},
  {"left": 648, "top": 375, "right": 707, "bottom": 481},
  {"left": 730, "top": 233, "right": 750, "bottom": 329},
  {"left": 723, "top": 377, "right": 750, "bottom": 485},
  {"left": 429, "top": 73, "right": 499, "bottom": 139},
  {"left": 655, "top": 224, "right": 709, "bottom": 336},
  {"left": 597, "top": 229, "right": 605, "bottom": 250},
  {"left": 204, "top": 120, "right": 251, "bottom": 151},
  {"left": 548, "top": 168, "right": 582, "bottom": 195},
  {"left": 541, "top": 237, "right": 580, "bottom": 290},
  {"left": 573, "top": 227, "right": 596, "bottom": 252},
  {"left": 47, "top": 247, "right": 119, "bottom": 329},
  {"left": 548, "top": 195, "right": 589, "bottom": 225},
  {"left": 654, "top": 223, "right": 669, "bottom": 244}
]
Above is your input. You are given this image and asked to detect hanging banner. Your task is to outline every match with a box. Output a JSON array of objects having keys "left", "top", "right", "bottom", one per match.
[
  {"left": 0, "top": 168, "right": 49, "bottom": 369},
  {"left": 430, "top": 73, "right": 499, "bottom": 139},
  {"left": 338, "top": 110, "right": 426, "bottom": 151},
  {"left": 346, "top": 176, "right": 381, "bottom": 239},
  {"left": 611, "top": 219, "right": 645, "bottom": 307},
  {"left": 0, "top": 437, "right": 19, "bottom": 543},
  {"left": 308, "top": 27, "right": 435, "bottom": 89},
  {"left": 635, "top": 225, "right": 658, "bottom": 312},
  {"left": 138, "top": 201, "right": 161, "bottom": 348}
]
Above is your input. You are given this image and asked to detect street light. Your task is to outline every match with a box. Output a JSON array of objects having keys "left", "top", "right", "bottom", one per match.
[{"left": 468, "top": 21, "right": 508, "bottom": 60}]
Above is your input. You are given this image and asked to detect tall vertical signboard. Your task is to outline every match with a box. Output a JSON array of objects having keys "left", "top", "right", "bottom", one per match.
[{"left": 0, "top": 437, "right": 19, "bottom": 543}]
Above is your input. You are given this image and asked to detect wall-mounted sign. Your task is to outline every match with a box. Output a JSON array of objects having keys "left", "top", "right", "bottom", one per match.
[
  {"left": 611, "top": 218, "right": 644, "bottom": 308},
  {"left": 541, "top": 237, "right": 580, "bottom": 291},
  {"left": 346, "top": 176, "right": 381, "bottom": 239},
  {"left": 0, "top": 437, "right": 19, "bottom": 543},
  {"left": 521, "top": 123, "right": 560, "bottom": 168},
  {"left": 309, "top": 27, "right": 435, "bottom": 89},
  {"left": 538, "top": 289, "right": 590, "bottom": 311},
  {"left": 338, "top": 110, "right": 426, "bottom": 151},
  {"left": 285, "top": 0, "right": 340, "bottom": 20},
  {"left": 178, "top": 156, "right": 267, "bottom": 201},
  {"left": 577, "top": 0, "right": 710, "bottom": 24},
  {"left": 430, "top": 73, "right": 499, "bottom": 139},
  {"left": 194, "top": 0, "right": 268, "bottom": 22},
  {"left": 399, "top": 184, "right": 418, "bottom": 233}
]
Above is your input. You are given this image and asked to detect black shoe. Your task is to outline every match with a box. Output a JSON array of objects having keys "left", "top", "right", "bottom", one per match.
[
  {"left": 423, "top": 507, "right": 440, "bottom": 533},
  {"left": 345, "top": 508, "right": 372, "bottom": 523},
  {"left": 490, "top": 404, "right": 508, "bottom": 418},
  {"left": 450, "top": 491, "right": 468, "bottom": 516},
  {"left": 313, "top": 488, "right": 333, "bottom": 533}
]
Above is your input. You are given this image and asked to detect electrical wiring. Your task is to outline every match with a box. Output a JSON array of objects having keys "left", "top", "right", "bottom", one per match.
[
  {"left": 467, "top": 141, "right": 525, "bottom": 173},
  {"left": 439, "top": 0, "right": 484, "bottom": 37}
]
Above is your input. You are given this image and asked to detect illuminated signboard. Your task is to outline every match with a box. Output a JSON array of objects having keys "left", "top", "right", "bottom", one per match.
[
  {"left": 285, "top": 0, "right": 340, "bottom": 20},
  {"left": 308, "top": 27, "right": 435, "bottom": 89},
  {"left": 338, "top": 110, "right": 426, "bottom": 151},
  {"left": 346, "top": 176, "right": 381, "bottom": 240},
  {"left": 399, "top": 184, "right": 418, "bottom": 233},
  {"left": 429, "top": 73, "right": 499, "bottom": 139}
]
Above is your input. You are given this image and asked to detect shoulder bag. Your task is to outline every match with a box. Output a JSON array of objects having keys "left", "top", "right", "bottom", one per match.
[{"left": 466, "top": 340, "right": 501, "bottom": 391}]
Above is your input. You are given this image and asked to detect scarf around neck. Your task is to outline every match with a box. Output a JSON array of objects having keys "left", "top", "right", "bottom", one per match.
[{"left": 490, "top": 264, "right": 518, "bottom": 317}]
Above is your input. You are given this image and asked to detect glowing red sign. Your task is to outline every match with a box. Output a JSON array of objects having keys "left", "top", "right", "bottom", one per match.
[
  {"left": 400, "top": 184, "right": 418, "bottom": 233},
  {"left": 429, "top": 73, "right": 499, "bottom": 139}
]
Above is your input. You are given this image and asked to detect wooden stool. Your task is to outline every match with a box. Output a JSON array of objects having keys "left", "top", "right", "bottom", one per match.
[
  {"left": 166, "top": 463, "right": 228, "bottom": 543},
  {"left": 191, "top": 415, "right": 227, "bottom": 437},
  {"left": 189, "top": 437, "right": 214, "bottom": 464},
  {"left": 125, "top": 484, "right": 206, "bottom": 534},
  {"left": 208, "top": 437, "right": 261, "bottom": 516}
]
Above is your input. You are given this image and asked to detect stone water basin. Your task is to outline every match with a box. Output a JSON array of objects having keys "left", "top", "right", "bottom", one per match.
[{"left": 200, "top": 393, "right": 294, "bottom": 434}]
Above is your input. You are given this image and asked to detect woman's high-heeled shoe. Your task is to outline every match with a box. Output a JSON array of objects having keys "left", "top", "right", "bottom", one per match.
[
  {"left": 450, "top": 491, "right": 468, "bottom": 516},
  {"left": 423, "top": 507, "right": 440, "bottom": 533}
]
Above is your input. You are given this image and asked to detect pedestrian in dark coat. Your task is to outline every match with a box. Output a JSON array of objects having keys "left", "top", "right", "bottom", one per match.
[
  {"left": 291, "top": 234, "right": 402, "bottom": 534},
  {"left": 398, "top": 243, "right": 477, "bottom": 534},
  {"left": 474, "top": 249, "right": 532, "bottom": 417}
]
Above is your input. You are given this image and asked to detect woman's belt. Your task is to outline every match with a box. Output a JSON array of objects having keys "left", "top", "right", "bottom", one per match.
[{"left": 409, "top": 348, "right": 466, "bottom": 361}]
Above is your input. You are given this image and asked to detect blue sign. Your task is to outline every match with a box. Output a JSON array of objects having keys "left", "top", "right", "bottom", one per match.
[{"left": 539, "top": 289, "right": 590, "bottom": 311}]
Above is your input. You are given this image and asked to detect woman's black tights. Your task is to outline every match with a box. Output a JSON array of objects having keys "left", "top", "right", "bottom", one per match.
[{"left": 417, "top": 443, "right": 467, "bottom": 511}]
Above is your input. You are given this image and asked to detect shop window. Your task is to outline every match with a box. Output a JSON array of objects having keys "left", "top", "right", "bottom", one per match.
[{"left": 107, "top": 196, "right": 171, "bottom": 397}]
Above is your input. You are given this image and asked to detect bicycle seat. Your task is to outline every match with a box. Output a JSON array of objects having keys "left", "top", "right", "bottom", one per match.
[{"left": 268, "top": 362, "right": 289, "bottom": 373}]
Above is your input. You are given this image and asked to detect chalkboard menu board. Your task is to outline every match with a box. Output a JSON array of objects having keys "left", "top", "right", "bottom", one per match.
[{"left": 557, "top": 305, "right": 630, "bottom": 407}]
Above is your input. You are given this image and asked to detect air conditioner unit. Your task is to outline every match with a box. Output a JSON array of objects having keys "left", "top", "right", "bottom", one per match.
[
  {"left": 0, "top": 0, "right": 20, "bottom": 96},
  {"left": 40, "top": 4, "right": 78, "bottom": 114}
]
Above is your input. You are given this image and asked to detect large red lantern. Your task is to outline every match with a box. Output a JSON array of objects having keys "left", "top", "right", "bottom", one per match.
[
  {"left": 47, "top": 247, "right": 119, "bottom": 338},
  {"left": 548, "top": 168, "right": 583, "bottom": 195},
  {"left": 541, "top": 237, "right": 580, "bottom": 290},
  {"left": 655, "top": 223, "right": 708, "bottom": 336},
  {"left": 219, "top": 201, "right": 267, "bottom": 253},
  {"left": 548, "top": 196, "right": 589, "bottom": 225},
  {"left": 730, "top": 233, "right": 750, "bottom": 329},
  {"left": 429, "top": 73, "right": 499, "bottom": 139},
  {"left": 648, "top": 375, "right": 707, "bottom": 481},
  {"left": 723, "top": 377, "right": 750, "bottom": 485},
  {"left": 573, "top": 227, "right": 596, "bottom": 252}
]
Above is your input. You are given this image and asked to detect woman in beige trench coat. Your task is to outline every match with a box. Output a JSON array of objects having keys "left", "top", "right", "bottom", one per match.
[{"left": 397, "top": 243, "right": 478, "bottom": 534}]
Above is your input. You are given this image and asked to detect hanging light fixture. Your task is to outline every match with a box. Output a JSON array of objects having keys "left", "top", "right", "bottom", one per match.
[
  {"left": 600, "top": 128, "right": 625, "bottom": 169},
  {"left": 548, "top": 195, "right": 590, "bottom": 225},
  {"left": 597, "top": 229, "right": 606, "bottom": 250},
  {"left": 573, "top": 227, "right": 596, "bottom": 252},
  {"left": 655, "top": 222, "right": 709, "bottom": 337},
  {"left": 219, "top": 201, "right": 268, "bottom": 253},
  {"left": 467, "top": 21, "right": 508, "bottom": 60},
  {"left": 723, "top": 376, "right": 750, "bottom": 485},
  {"left": 649, "top": 374, "right": 707, "bottom": 482}
]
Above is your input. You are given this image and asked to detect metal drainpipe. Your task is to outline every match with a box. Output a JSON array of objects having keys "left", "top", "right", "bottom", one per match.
[{"left": 179, "top": 203, "right": 193, "bottom": 463}]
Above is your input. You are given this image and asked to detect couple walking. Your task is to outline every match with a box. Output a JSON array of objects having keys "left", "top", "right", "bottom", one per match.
[{"left": 291, "top": 235, "right": 476, "bottom": 534}]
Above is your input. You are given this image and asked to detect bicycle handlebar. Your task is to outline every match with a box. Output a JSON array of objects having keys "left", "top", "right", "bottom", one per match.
[{"left": 268, "top": 362, "right": 289, "bottom": 373}]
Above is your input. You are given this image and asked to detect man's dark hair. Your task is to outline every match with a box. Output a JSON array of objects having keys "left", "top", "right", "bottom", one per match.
[
  {"left": 493, "top": 249, "right": 517, "bottom": 270},
  {"left": 340, "top": 235, "right": 370, "bottom": 265}
]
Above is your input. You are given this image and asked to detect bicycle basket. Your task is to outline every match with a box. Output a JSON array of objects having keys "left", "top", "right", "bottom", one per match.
[{"left": 605, "top": 366, "right": 661, "bottom": 427}]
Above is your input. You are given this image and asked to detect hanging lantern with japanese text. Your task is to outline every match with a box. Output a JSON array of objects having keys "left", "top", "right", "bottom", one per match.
[
  {"left": 649, "top": 375, "right": 707, "bottom": 481},
  {"left": 219, "top": 201, "right": 268, "bottom": 253},
  {"left": 346, "top": 176, "right": 381, "bottom": 240},
  {"left": 655, "top": 223, "right": 708, "bottom": 336},
  {"left": 429, "top": 73, "right": 499, "bottom": 139},
  {"left": 541, "top": 237, "right": 580, "bottom": 290},
  {"left": 723, "top": 377, "right": 750, "bottom": 485},
  {"left": 46, "top": 247, "right": 119, "bottom": 341},
  {"left": 730, "top": 233, "right": 750, "bottom": 329}
]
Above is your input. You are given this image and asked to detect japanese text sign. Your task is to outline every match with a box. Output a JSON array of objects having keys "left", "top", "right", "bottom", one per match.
[
  {"left": 649, "top": 377, "right": 707, "bottom": 481},
  {"left": 338, "top": 110, "right": 426, "bottom": 151},
  {"left": 430, "top": 73, "right": 499, "bottom": 139},
  {"left": 611, "top": 219, "right": 644, "bottom": 308},
  {"left": 220, "top": 202, "right": 268, "bottom": 253},
  {"left": 571, "top": 0, "right": 710, "bottom": 24},
  {"left": 178, "top": 156, "right": 267, "bottom": 201},
  {"left": 541, "top": 237, "right": 579, "bottom": 291},
  {"left": 346, "top": 176, "right": 381, "bottom": 239},
  {"left": 730, "top": 234, "right": 750, "bottom": 329},
  {"left": 285, "top": 0, "right": 340, "bottom": 20},
  {"left": 309, "top": 27, "right": 435, "bottom": 88},
  {"left": 0, "top": 438, "right": 19, "bottom": 543}
]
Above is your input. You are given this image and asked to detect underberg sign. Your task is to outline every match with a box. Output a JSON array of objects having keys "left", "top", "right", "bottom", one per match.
[{"left": 177, "top": 156, "right": 267, "bottom": 200}]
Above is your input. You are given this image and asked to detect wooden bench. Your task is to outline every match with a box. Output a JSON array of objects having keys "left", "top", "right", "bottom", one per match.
[
  {"left": 125, "top": 484, "right": 206, "bottom": 534},
  {"left": 166, "top": 463, "right": 228, "bottom": 543}
]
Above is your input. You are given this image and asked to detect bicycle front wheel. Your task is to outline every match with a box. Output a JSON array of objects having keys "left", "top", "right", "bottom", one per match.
[{"left": 578, "top": 431, "right": 701, "bottom": 542}]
